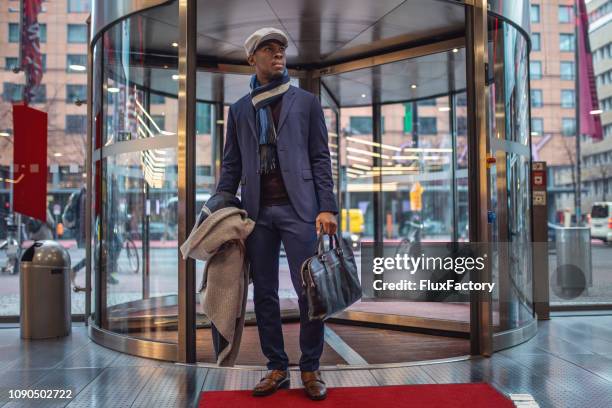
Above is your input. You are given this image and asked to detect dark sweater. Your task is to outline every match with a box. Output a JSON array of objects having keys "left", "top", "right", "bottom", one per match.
[{"left": 260, "top": 98, "right": 290, "bottom": 206}]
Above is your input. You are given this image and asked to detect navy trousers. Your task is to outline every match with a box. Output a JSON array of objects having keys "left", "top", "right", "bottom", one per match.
[{"left": 245, "top": 203, "right": 323, "bottom": 372}]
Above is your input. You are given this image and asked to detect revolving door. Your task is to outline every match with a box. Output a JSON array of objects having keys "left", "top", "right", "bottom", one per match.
[{"left": 87, "top": 0, "right": 536, "bottom": 365}]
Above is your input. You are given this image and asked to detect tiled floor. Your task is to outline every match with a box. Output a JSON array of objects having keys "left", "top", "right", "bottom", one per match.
[{"left": 0, "top": 315, "right": 611, "bottom": 407}]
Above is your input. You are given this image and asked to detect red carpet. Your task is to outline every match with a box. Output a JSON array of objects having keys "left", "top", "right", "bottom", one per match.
[{"left": 198, "top": 383, "right": 514, "bottom": 407}]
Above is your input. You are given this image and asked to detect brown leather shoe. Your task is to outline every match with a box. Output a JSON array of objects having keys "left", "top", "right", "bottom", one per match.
[
  {"left": 252, "top": 369, "right": 290, "bottom": 397},
  {"left": 301, "top": 370, "right": 327, "bottom": 400}
]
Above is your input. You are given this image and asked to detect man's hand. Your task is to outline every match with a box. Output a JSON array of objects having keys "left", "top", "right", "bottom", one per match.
[{"left": 316, "top": 212, "right": 337, "bottom": 235}]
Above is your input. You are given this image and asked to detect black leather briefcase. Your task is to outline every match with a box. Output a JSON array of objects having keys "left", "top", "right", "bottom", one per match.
[{"left": 300, "top": 229, "right": 362, "bottom": 321}]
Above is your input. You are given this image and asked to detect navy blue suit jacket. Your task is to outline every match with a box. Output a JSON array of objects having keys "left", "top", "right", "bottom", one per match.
[{"left": 216, "top": 85, "right": 338, "bottom": 223}]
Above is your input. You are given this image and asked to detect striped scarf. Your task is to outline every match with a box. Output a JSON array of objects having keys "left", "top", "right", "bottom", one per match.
[{"left": 249, "top": 68, "right": 290, "bottom": 175}]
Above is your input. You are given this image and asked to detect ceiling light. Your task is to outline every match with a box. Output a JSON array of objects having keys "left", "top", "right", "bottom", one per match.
[
  {"left": 452, "top": 48, "right": 459, "bottom": 53},
  {"left": 590, "top": 109, "right": 603, "bottom": 115},
  {"left": 172, "top": 74, "right": 179, "bottom": 80},
  {"left": 54, "top": 153, "right": 63, "bottom": 157},
  {"left": 438, "top": 107, "right": 451, "bottom": 112},
  {"left": 411, "top": 84, "right": 417, "bottom": 89},
  {"left": 0, "top": 132, "right": 10, "bottom": 137},
  {"left": 361, "top": 93, "right": 367, "bottom": 98},
  {"left": 531, "top": 131, "right": 539, "bottom": 136},
  {"left": 107, "top": 87, "right": 120, "bottom": 93},
  {"left": 69, "top": 64, "right": 86, "bottom": 72},
  {"left": 172, "top": 42, "right": 178, "bottom": 47}
]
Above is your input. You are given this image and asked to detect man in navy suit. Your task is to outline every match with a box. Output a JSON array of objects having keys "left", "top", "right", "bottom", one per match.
[{"left": 216, "top": 27, "right": 338, "bottom": 400}]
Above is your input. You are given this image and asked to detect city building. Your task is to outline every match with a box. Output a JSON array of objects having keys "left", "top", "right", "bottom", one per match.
[
  {"left": 0, "top": 0, "right": 90, "bottom": 228},
  {"left": 529, "top": 0, "right": 582, "bottom": 222},
  {"left": 582, "top": 0, "right": 612, "bottom": 208}
]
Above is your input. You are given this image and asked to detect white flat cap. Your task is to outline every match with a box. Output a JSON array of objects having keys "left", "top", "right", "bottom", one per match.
[{"left": 244, "top": 27, "right": 289, "bottom": 58}]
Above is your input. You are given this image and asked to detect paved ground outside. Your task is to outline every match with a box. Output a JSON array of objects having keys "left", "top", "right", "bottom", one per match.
[{"left": 1, "top": 239, "right": 611, "bottom": 316}]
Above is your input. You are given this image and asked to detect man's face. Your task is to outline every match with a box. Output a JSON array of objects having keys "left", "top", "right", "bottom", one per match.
[{"left": 248, "top": 39, "right": 286, "bottom": 82}]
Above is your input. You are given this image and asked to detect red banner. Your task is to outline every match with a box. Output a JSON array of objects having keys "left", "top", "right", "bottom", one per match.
[
  {"left": 577, "top": 0, "right": 603, "bottom": 140},
  {"left": 21, "top": 0, "right": 44, "bottom": 104},
  {"left": 12, "top": 104, "right": 47, "bottom": 221}
]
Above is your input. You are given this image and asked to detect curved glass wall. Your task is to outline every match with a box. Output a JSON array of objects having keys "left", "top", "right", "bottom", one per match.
[
  {"left": 92, "top": 3, "right": 181, "bottom": 343},
  {"left": 89, "top": 0, "right": 535, "bottom": 362},
  {"left": 488, "top": 19, "right": 534, "bottom": 333}
]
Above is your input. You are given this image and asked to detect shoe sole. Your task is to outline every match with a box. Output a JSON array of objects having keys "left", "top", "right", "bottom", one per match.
[{"left": 252, "top": 377, "right": 290, "bottom": 397}]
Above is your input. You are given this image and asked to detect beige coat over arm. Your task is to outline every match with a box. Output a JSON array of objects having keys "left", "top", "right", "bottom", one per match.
[{"left": 180, "top": 207, "right": 255, "bottom": 366}]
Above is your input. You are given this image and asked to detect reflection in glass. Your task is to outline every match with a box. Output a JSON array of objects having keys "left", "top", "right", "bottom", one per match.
[{"left": 98, "top": 11, "right": 180, "bottom": 342}]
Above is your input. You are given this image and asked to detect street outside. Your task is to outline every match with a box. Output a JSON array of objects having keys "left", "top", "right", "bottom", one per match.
[{"left": 1, "top": 239, "right": 611, "bottom": 316}]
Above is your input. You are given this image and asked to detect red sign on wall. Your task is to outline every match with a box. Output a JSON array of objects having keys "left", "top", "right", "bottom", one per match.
[{"left": 12, "top": 104, "right": 47, "bottom": 221}]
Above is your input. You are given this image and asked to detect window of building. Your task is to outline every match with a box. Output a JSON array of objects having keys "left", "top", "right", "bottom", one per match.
[
  {"left": 66, "top": 54, "right": 87, "bottom": 72},
  {"left": 560, "top": 61, "right": 575, "bottom": 80},
  {"left": 531, "top": 117, "right": 544, "bottom": 135},
  {"left": 418, "top": 117, "right": 437, "bottom": 134},
  {"left": 196, "top": 103, "right": 211, "bottom": 134},
  {"left": 5, "top": 57, "right": 18, "bottom": 71},
  {"left": 348, "top": 116, "right": 385, "bottom": 134},
  {"left": 417, "top": 99, "right": 436, "bottom": 106},
  {"left": 3, "top": 82, "right": 23, "bottom": 102},
  {"left": 5, "top": 55, "right": 46, "bottom": 71},
  {"left": 598, "top": 70, "right": 612, "bottom": 85},
  {"left": 66, "top": 115, "right": 87, "bottom": 134},
  {"left": 8, "top": 23, "right": 19, "bottom": 43},
  {"left": 31, "top": 85, "right": 46, "bottom": 103},
  {"left": 561, "top": 90, "right": 575, "bottom": 108},
  {"left": 151, "top": 115, "right": 166, "bottom": 132},
  {"left": 558, "top": 5, "right": 573, "bottom": 23},
  {"left": 150, "top": 93, "right": 166, "bottom": 104},
  {"left": 531, "top": 89, "right": 543, "bottom": 107},
  {"left": 531, "top": 4, "right": 540, "bottom": 23},
  {"left": 562, "top": 118, "right": 576, "bottom": 136},
  {"left": 67, "top": 24, "right": 87, "bottom": 43},
  {"left": 40, "top": 24, "right": 47, "bottom": 43},
  {"left": 3, "top": 82, "right": 46, "bottom": 103},
  {"left": 532, "top": 33, "right": 541, "bottom": 51},
  {"left": 456, "top": 93, "right": 467, "bottom": 106},
  {"left": 530, "top": 60, "right": 542, "bottom": 79},
  {"left": 68, "top": 0, "right": 90, "bottom": 13},
  {"left": 10, "top": 23, "right": 45, "bottom": 43},
  {"left": 560, "top": 33, "right": 575, "bottom": 52},
  {"left": 66, "top": 84, "right": 87, "bottom": 103},
  {"left": 456, "top": 117, "right": 467, "bottom": 136}
]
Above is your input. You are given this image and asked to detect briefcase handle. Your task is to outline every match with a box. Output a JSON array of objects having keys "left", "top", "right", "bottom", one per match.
[{"left": 315, "top": 223, "right": 343, "bottom": 260}]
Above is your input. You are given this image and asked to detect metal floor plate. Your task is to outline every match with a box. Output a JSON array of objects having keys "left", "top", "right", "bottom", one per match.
[
  {"left": 0, "top": 317, "right": 611, "bottom": 407},
  {"left": 201, "top": 368, "right": 264, "bottom": 391},
  {"left": 65, "top": 366, "right": 157, "bottom": 408},
  {"left": 131, "top": 366, "right": 207, "bottom": 408}
]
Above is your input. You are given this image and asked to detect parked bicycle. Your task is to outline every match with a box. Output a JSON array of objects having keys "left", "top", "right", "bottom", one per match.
[
  {"left": 0, "top": 213, "right": 26, "bottom": 275},
  {"left": 395, "top": 214, "right": 424, "bottom": 259},
  {"left": 114, "top": 222, "right": 140, "bottom": 275}
]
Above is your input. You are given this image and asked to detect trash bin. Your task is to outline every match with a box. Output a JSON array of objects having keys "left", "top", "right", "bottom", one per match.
[
  {"left": 20, "top": 240, "right": 71, "bottom": 339},
  {"left": 554, "top": 227, "right": 592, "bottom": 293}
]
